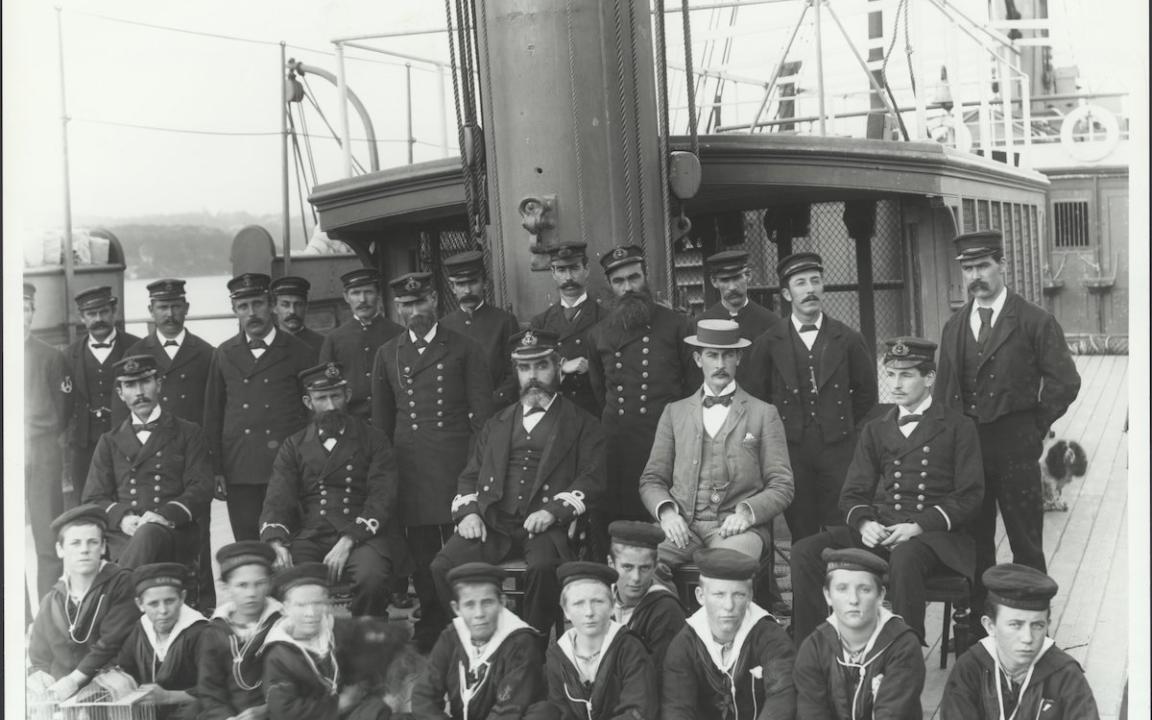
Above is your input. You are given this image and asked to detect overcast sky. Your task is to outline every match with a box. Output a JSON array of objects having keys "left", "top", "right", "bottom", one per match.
[{"left": 1, "top": 0, "right": 1145, "bottom": 233}]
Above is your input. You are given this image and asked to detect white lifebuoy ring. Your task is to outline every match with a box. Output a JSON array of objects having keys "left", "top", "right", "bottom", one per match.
[
  {"left": 929, "top": 116, "right": 974, "bottom": 154},
  {"left": 1060, "top": 104, "right": 1120, "bottom": 162}
]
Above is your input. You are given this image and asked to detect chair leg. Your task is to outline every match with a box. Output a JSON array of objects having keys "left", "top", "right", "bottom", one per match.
[{"left": 940, "top": 600, "right": 952, "bottom": 670}]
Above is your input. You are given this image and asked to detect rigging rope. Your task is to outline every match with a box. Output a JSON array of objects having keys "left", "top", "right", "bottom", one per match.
[
  {"left": 653, "top": 0, "right": 673, "bottom": 304},
  {"left": 626, "top": 0, "right": 650, "bottom": 254},
  {"left": 563, "top": 0, "right": 589, "bottom": 249},
  {"left": 609, "top": 0, "right": 638, "bottom": 251},
  {"left": 680, "top": 0, "right": 701, "bottom": 158},
  {"left": 443, "top": 0, "right": 479, "bottom": 255}
]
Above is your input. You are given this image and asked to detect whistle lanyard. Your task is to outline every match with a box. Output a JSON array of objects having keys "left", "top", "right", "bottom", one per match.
[{"left": 994, "top": 663, "right": 1036, "bottom": 720}]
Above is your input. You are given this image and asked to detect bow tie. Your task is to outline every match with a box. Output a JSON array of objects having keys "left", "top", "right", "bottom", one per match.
[
  {"left": 524, "top": 406, "right": 546, "bottom": 416},
  {"left": 91, "top": 342, "right": 112, "bottom": 349},
  {"left": 163, "top": 340, "right": 179, "bottom": 348},
  {"left": 702, "top": 394, "right": 733, "bottom": 408},
  {"left": 133, "top": 421, "right": 159, "bottom": 433},
  {"left": 798, "top": 324, "right": 818, "bottom": 333},
  {"left": 898, "top": 414, "right": 923, "bottom": 426},
  {"left": 247, "top": 338, "right": 268, "bottom": 350},
  {"left": 412, "top": 336, "right": 429, "bottom": 349}
]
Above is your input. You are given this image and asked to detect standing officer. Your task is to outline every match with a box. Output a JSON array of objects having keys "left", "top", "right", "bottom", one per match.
[
  {"left": 259, "top": 362, "right": 401, "bottom": 617},
  {"left": 270, "top": 275, "right": 325, "bottom": 360},
  {"left": 934, "top": 231, "right": 1080, "bottom": 624},
  {"left": 204, "top": 273, "right": 314, "bottom": 541},
  {"left": 528, "top": 241, "right": 606, "bottom": 417},
  {"left": 125, "top": 278, "right": 216, "bottom": 605},
  {"left": 24, "top": 282, "right": 71, "bottom": 598},
  {"left": 318, "top": 268, "right": 404, "bottom": 423},
  {"left": 83, "top": 354, "right": 213, "bottom": 568},
  {"left": 64, "top": 286, "right": 142, "bottom": 501},
  {"left": 698, "top": 250, "right": 782, "bottom": 342},
  {"left": 743, "top": 252, "right": 878, "bottom": 542},
  {"left": 586, "top": 245, "right": 700, "bottom": 558},
  {"left": 439, "top": 250, "right": 521, "bottom": 408},
  {"left": 371, "top": 271, "right": 494, "bottom": 650}
]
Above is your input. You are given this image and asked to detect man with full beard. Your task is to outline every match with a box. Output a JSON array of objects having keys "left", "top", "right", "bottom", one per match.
[
  {"left": 439, "top": 250, "right": 521, "bottom": 408},
  {"left": 204, "top": 273, "right": 314, "bottom": 542},
  {"left": 586, "top": 245, "right": 699, "bottom": 559},
  {"left": 371, "top": 271, "right": 494, "bottom": 651},
  {"left": 430, "top": 329, "right": 605, "bottom": 639},
  {"left": 270, "top": 275, "right": 326, "bottom": 360},
  {"left": 933, "top": 231, "right": 1079, "bottom": 635},
  {"left": 529, "top": 241, "right": 607, "bottom": 417},
  {"left": 258, "top": 362, "right": 401, "bottom": 617},
  {"left": 64, "top": 286, "right": 142, "bottom": 500}
]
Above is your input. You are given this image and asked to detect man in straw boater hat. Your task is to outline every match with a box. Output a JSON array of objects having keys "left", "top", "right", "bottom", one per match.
[
  {"left": 196, "top": 541, "right": 282, "bottom": 720},
  {"left": 258, "top": 361, "right": 402, "bottom": 618},
  {"left": 371, "top": 271, "right": 495, "bottom": 651},
  {"left": 114, "top": 562, "right": 211, "bottom": 718},
  {"left": 63, "top": 285, "right": 142, "bottom": 500},
  {"left": 605, "top": 520, "right": 686, "bottom": 668},
  {"left": 270, "top": 275, "right": 327, "bottom": 359},
  {"left": 528, "top": 241, "right": 608, "bottom": 418},
  {"left": 933, "top": 230, "right": 1080, "bottom": 632},
  {"left": 940, "top": 563, "right": 1099, "bottom": 719},
  {"left": 793, "top": 549, "right": 925, "bottom": 719},
  {"left": 204, "top": 272, "right": 315, "bottom": 542},
  {"left": 411, "top": 562, "right": 547, "bottom": 719},
  {"left": 661, "top": 548, "right": 796, "bottom": 719},
  {"left": 439, "top": 249, "right": 522, "bottom": 408},
  {"left": 790, "top": 337, "right": 984, "bottom": 647},
  {"left": 431, "top": 328, "right": 605, "bottom": 644},
  {"left": 539, "top": 561, "right": 658, "bottom": 720},
  {"left": 27, "top": 505, "right": 139, "bottom": 702},
  {"left": 585, "top": 244, "right": 700, "bottom": 560},
  {"left": 742, "top": 252, "right": 878, "bottom": 544},
  {"left": 82, "top": 353, "right": 213, "bottom": 569},
  {"left": 638, "top": 319, "right": 793, "bottom": 577}
]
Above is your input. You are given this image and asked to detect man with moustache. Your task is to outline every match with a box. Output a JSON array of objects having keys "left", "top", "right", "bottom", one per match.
[
  {"left": 698, "top": 250, "right": 783, "bottom": 345},
  {"left": 586, "top": 245, "right": 700, "bottom": 559},
  {"left": 204, "top": 273, "right": 314, "bottom": 542},
  {"left": 528, "top": 242, "right": 607, "bottom": 417},
  {"left": 270, "top": 275, "right": 326, "bottom": 360},
  {"left": 430, "top": 329, "right": 605, "bottom": 639},
  {"left": 744, "top": 252, "right": 878, "bottom": 542},
  {"left": 934, "top": 231, "right": 1080, "bottom": 632},
  {"left": 64, "top": 286, "right": 142, "bottom": 501},
  {"left": 259, "top": 362, "right": 401, "bottom": 617},
  {"left": 318, "top": 268, "right": 404, "bottom": 423},
  {"left": 639, "top": 320, "right": 793, "bottom": 574},
  {"left": 440, "top": 250, "right": 521, "bottom": 408},
  {"left": 24, "top": 282, "right": 71, "bottom": 598},
  {"left": 82, "top": 354, "right": 213, "bottom": 568},
  {"left": 371, "top": 272, "right": 494, "bottom": 650},
  {"left": 125, "top": 278, "right": 216, "bottom": 604}
]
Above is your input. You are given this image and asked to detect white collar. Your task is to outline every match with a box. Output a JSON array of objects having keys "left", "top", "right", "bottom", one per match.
[
  {"left": 827, "top": 605, "right": 897, "bottom": 662},
  {"left": 248, "top": 326, "right": 277, "bottom": 346},
  {"left": 702, "top": 381, "right": 737, "bottom": 398},
  {"left": 898, "top": 395, "right": 933, "bottom": 417},
  {"left": 559, "top": 621, "right": 624, "bottom": 680},
  {"left": 141, "top": 603, "right": 206, "bottom": 654},
  {"left": 972, "top": 286, "right": 1008, "bottom": 314},
  {"left": 157, "top": 328, "right": 186, "bottom": 346},
  {"left": 791, "top": 313, "right": 824, "bottom": 333},
  {"left": 132, "top": 405, "right": 163, "bottom": 425},
  {"left": 212, "top": 597, "right": 283, "bottom": 625},
  {"left": 686, "top": 601, "right": 771, "bottom": 672},
  {"left": 722, "top": 297, "right": 749, "bottom": 314},
  {"left": 560, "top": 293, "right": 588, "bottom": 309},
  {"left": 409, "top": 324, "right": 439, "bottom": 344},
  {"left": 263, "top": 613, "right": 335, "bottom": 656},
  {"left": 89, "top": 329, "right": 118, "bottom": 348},
  {"left": 522, "top": 392, "right": 558, "bottom": 416},
  {"left": 451, "top": 606, "right": 530, "bottom": 670},
  {"left": 980, "top": 634, "right": 1055, "bottom": 718}
]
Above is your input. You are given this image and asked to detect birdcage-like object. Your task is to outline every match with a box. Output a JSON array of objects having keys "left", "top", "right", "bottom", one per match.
[{"left": 55, "top": 670, "right": 157, "bottom": 720}]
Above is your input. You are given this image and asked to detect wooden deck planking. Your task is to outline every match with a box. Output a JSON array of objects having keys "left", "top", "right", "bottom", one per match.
[{"left": 1082, "top": 513, "right": 1129, "bottom": 719}]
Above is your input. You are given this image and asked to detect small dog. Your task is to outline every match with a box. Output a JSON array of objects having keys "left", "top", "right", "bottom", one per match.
[{"left": 1041, "top": 432, "right": 1088, "bottom": 512}]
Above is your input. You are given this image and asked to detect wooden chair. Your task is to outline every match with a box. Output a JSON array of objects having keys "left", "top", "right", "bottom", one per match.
[
  {"left": 499, "top": 559, "right": 566, "bottom": 638},
  {"left": 925, "top": 570, "right": 971, "bottom": 669}
]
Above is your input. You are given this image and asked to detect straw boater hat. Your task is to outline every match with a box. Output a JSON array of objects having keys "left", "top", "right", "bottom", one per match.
[{"left": 684, "top": 319, "right": 751, "bottom": 350}]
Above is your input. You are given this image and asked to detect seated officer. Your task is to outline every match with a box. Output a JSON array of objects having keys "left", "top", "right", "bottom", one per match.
[
  {"left": 114, "top": 562, "right": 211, "bottom": 719},
  {"left": 259, "top": 361, "right": 402, "bottom": 617},
  {"left": 411, "top": 563, "right": 546, "bottom": 719},
  {"left": 431, "top": 329, "right": 605, "bottom": 637},
  {"left": 538, "top": 562, "right": 658, "bottom": 720},
  {"left": 941, "top": 564, "right": 1100, "bottom": 720},
  {"left": 790, "top": 337, "right": 984, "bottom": 646},
  {"left": 605, "top": 521, "right": 686, "bottom": 667},
  {"left": 82, "top": 354, "right": 213, "bottom": 568},
  {"left": 794, "top": 549, "right": 925, "bottom": 719},
  {"left": 27, "top": 506, "right": 139, "bottom": 701},
  {"left": 661, "top": 548, "right": 796, "bottom": 720}
]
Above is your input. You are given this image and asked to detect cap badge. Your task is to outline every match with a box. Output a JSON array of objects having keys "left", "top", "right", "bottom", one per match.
[
  {"left": 891, "top": 342, "right": 909, "bottom": 357},
  {"left": 558, "top": 247, "right": 573, "bottom": 258},
  {"left": 520, "top": 331, "right": 537, "bottom": 347},
  {"left": 612, "top": 248, "right": 627, "bottom": 259},
  {"left": 405, "top": 277, "right": 421, "bottom": 292},
  {"left": 325, "top": 363, "right": 340, "bottom": 379},
  {"left": 124, "top": 358, "right": 140, "bottom": 373}
]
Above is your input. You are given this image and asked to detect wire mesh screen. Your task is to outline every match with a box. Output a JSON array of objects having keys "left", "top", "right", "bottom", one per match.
[{"left": 418, "top": 227, "right": 486, "bottom": 315}]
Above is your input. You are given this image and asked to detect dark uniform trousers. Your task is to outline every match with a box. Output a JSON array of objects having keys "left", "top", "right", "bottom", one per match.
[
  {"left": 127, "top": 331, "right": 216, "bottom": 604},
  {"left": 287, "top": 532, "right": 392, "bottom": 616},
  {"left": 26, "top": 335, "right": 69, "bottom": 598},
  {"left": 935, "top": 292, "right": 1080, "bottom": 616}
]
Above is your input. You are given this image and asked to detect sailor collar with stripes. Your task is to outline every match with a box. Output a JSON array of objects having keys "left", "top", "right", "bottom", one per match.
[
  {"left": 141, "top": 602, "right": 207, "bottom": 662},
  {"left": 686, "top": 600, "right": 773, "bottom": 673}
]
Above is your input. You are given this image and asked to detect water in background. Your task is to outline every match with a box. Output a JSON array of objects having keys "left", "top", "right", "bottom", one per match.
[{"left": 123, "top": 275, "right": 239, "bottom": 345}]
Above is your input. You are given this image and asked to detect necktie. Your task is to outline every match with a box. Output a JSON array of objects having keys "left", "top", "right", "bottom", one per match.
[
  {"left": 524, "top": 406, "right": 545, "bottom": 416},
  {"left": 413, "top": 336, "right": 429, "bottom": 350},
  {"left": 91, "top": 342, "right": 112, "bottom": 349},
  {"left": 132, "top": 421, "right": 159, "bottom": 432},
  {"left": 898, "top": 414, "right": 923, "bottom": 426},
  {"left": 248, "top": 338, "right": 268, "bottom": 350},
  {"left": 977, "top": 307, "right": 993, "bottom": 346},
  {"left": 702, "top": 395, "right": 733, "bottom": 408},
  {"left": 799, "top": 324, "right": 818, "bottom": 333},
  {"left": 163, "top": 340, "right": 179, "bottom": 348}
]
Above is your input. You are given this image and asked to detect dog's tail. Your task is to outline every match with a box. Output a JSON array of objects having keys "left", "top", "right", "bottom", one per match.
[
  {"left": 1068, "top": 441, "right": 1088, "bottom": 477},
  {"left": 1045, "top": 440, "right": 1070, "bottom": 480}
]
